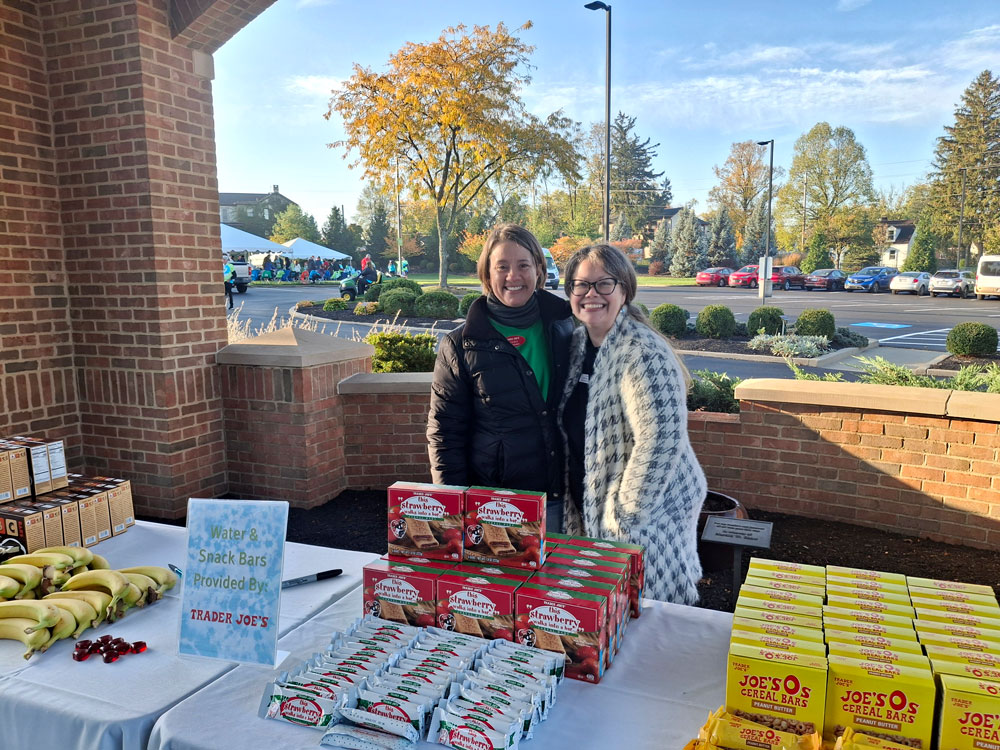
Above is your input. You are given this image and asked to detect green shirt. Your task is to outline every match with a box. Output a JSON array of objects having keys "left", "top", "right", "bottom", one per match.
[{"left": 490, "top": 319, "right": 550, "bottom": 400}]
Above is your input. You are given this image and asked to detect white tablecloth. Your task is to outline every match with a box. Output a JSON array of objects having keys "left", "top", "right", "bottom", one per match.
[
  {"left": 0, "top": 521, "right": 378, "bottom": 750},
  {"left": 147, "top": 590, "right": 733, "bottom": 750}
]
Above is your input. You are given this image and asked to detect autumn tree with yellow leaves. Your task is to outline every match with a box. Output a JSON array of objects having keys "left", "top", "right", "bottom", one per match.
[{"left": 327, "top": 22, "right": 581, "bottom": 286}]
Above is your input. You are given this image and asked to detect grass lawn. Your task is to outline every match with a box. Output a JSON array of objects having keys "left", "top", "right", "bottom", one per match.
[{"left": 251, "top": 274, "right": 697, "bottom": 290}]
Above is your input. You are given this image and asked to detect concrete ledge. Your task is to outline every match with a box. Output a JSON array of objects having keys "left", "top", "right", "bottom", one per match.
[
  {"left": 673, "top": 340, "right": 879, "bottom": 367},
  {"left": 217, "top": 327, "right": 373, "bottom": 367},
  {"left": 734, "top": 378, "right": 953, "bottom": 416},
  {"left": 945, "top": 389, "right": 1000, "bottom": 422},
  {"left": 339, "top": 372, "right": 433, "bottom": 394}
]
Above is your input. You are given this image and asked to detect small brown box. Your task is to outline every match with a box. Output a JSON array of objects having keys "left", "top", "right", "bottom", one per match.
[
  {"left": 45, "top": 439, "right": 68, "bottom": 491},
  {"left": 0, "top": 448, "right": 14, "bottom": 503},
  {"left": 77, "top": 493, "right": 101, "bottom": 547},
  {"left": 46, "top": 496, "right": 82, "bottom": 548},
  {"left": 0, "top": 504, "right": 45, "bottom": 557},
  {"left": 15, "top": 500, "right": 63, "bottom": 547},
  {"left": 9, "top": 437, "right": 53, "bottom": 495},
  {"left": 106, "top": 480, "right": 134, "bottom": 533},
  {"left": 4, "top": 445, "right": 32, "bottom": 501},
  {"left": 91, "top": 490, "right": 113, "bottom": 544}
]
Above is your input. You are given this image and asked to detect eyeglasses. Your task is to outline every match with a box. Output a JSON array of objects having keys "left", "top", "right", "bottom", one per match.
[{"left": 568, "top": 278, "right": 619, "bottom": 296}]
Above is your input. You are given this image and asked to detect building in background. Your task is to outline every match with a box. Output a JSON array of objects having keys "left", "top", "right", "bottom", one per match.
[{"left": 219, "top": 185, "right": 297, "bottom": 237}]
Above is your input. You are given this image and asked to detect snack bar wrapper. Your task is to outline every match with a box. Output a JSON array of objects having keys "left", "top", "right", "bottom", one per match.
[
  {"left": 427, "top": 705, "right": 520, "bottom": 750},
  {"left": 320, "top": 723, "right": 417, "bottom": 750},
  {"left": 833, "top": 727, "right": 917, "bottom": 750},
  {"left": 700, "top": 707, "right": 822, "bottom": 750}
]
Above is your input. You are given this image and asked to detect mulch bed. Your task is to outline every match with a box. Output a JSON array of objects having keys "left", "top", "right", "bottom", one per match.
[
  {"left": 931, "top": 352, "right": 1000, "bottom": 371},
  {"left": 670, "top": 335, "right": 853, "bottom": 356},
  {"left": 299, "top": 305, "right": 461, "bottom": 331}
]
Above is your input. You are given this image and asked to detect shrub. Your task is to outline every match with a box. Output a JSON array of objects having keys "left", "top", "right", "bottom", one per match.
[
  {"left": 364, "top": 332, "right": 437, "bottom": 373},
  {"left": 947, "top": 322, "right": 998, "bottom": 357},
  {"left": 649, "top": 304, "right": 689, "bottom": 337},
  {"left": 322, "top": 298, "right": 348, "bottom": 312},
  {"left": 648, "top": 260, "right": 666, "bottom": 276},
  {"left": 734, "top": 322, "right": 749, "bottom": 337},
  {"left": 415, "top": 291, "right": 459, "bottom": 319},
  {"left": 749, "top": 334, "right": 830, "bottom": 358},
  {"left": 787, "top": 357, "right": 1000, "bottom": 393},
  {"left": 832, "top": 327, "right": 869, "bottom": 349},
  {"left": 635, "top": 302, "right": 650, "bottom": 317},
  {"left": 295, "top": 300, "right": 315, "bottom": 309},
  {"left": 354, "top": 301, "right": 378, "bottom": 315},
  {"left": 795, "top": 308, "right": 836, "bottom": 339},
  {"left": 459, "top": 293, "right": 481, "bottom": 317},
  {"left": 695, "top": 304, "right": 737, "bottom": 339},
  {"left": 688, "top": 370, "right": 742, "bottom": 414},
  {"left": 381, "top": 277, "right": 424, "bottom": 297},
  {"left": 363, "top": 285, "right": 382, "bottom": 302},
  {"left": 747, "top": 306, "right": 785, "bottom": 336},
  {"left": 378, "top": 289, "right": 417, "bottom": 316}
]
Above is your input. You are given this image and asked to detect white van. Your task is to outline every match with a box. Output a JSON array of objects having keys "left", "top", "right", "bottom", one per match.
[
  {"left": 542, "top": 248, "right": 560, "bottom": 290},
  {"left": 976, "top": 254, "right": 1000, "bottom": 300}
]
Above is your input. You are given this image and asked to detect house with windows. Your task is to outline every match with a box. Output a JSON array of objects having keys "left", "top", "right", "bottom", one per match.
[
  {"left": 877, "top": 219, "right": 915, "bottom": 268},
  {"left": 219, "top": 185, "right": 297, "bottom": 237}
]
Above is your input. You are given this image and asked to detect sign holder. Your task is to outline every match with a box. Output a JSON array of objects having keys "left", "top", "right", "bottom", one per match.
[{"left": 700, "top": 516, "right": 773, "bottom": 606}]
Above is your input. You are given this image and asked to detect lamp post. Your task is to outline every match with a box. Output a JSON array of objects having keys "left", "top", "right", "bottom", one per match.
[
  {"left": 756, "top": 139, "right": 774, "bottom": 304},
  {"left": 585, "top": 1, "right": 611, "bottom": 242}
]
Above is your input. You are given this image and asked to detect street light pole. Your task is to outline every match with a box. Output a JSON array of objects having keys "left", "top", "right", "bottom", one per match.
[
  {"left": 757, "top": 140, "right": 774, "bottom": 258},
  {"left": 585, "top": 1, "right": 611, "bottom": 242},
  {"left": 395, "top": 157, "right": 403, "bottom": 273},
  {"left": 957, "top": 167, "right": 966, "bottom": 269}
]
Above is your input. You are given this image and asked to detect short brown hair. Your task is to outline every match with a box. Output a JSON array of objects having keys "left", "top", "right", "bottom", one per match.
[{"left": 477, "top": 223, "right": 546, "bottom": 296}]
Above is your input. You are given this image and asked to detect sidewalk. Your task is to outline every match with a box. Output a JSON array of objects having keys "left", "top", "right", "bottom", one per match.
[{"left": 824, "top": 344, "right": 948, "bottom": 373}]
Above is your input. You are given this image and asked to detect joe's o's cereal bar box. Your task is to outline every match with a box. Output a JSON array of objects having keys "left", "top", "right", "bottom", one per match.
[
  {"left": 515, "top": 582, "right": 607, "bottom": 683},
  {"left": 434, "top": 569, "right": 520, "bottom": 640},
  {"left": 463, "top": 487, "right": 545, "bottom": 570},
  {"left": 732, "top": 615, "right": 825, "bottom": 643},
  {"left": 906, "top": 576, "right": 997, "bottom": 598},
  {"left": 937, "top": 673, "right": 1000, "bottom": 750},
  {"left": 735, "top": 605, "right": 824, "bottom": 630},
  {"left": 748, "top": 558, "right": 826, "bottom": 581},
  {"left": 387, "top": 482, "right": 465, "bottom": 562},
  {"left": 744, "top": 575, "right": 827, "bottom": 600},
  {"left": 547, "top": 531, "right": 646, "bottom": 618},
  {"left": 361, "top": 559, "right": 441, "bottom": 627}
]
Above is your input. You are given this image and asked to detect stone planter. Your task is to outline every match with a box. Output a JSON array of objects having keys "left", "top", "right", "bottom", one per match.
[{"left": 697, "top": 490, "right": 748, "bottom": 572}]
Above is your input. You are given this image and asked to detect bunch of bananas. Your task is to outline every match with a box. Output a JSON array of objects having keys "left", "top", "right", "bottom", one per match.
[{"left": 0, "top": 546, "right": 177, "bottom": 659}]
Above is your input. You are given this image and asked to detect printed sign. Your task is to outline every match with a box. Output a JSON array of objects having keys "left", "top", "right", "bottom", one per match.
[
  {"left": 179, "top": 498, "right": 288, "bottom": 666},
  {"left": 702, "top": 516, "right": 773, "bottom": 548}
]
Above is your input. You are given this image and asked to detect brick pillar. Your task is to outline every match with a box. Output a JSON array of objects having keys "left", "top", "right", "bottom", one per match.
[{"left": 218, "top": 329, "right": 373, "bottom": 508}]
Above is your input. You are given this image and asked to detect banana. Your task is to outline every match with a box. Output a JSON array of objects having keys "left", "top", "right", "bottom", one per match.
[
  {"left": 58, "top": 569, "right": 130, "bottom": 618},
  {"left": 2, "top": 552, "right": 75, "bottom": 570},
  {"left": 0, "top": 600, "right": 62, "bottom": 632},
  {"left": 39, "top": 597, "right": 97, "bottom": 638},
  {"left": 0, "top": 617, "right": 50, "bottom": 659},
  {"left": 39, "top": 606, "right": 76, "bottom": 651},
  {"left": 0, "top": 564, "right": 43, "bottom": 597},
  {"left": 88, "top": 554, "right": 111, "bottom": 570},
  {"left": 36, "top": 546, "right": 94, "bottom": 566},
  {"left": 118, "top": 582, "right": 143, "bottom": 609},
  {"left": 118, "top": 565, "right": 178, "bottom": 593},
  {"left": 70, "top": 565, "right": 89, "bottom": 576},
  {"left": 121, "top": 573, "right": 160, "bottom": 605},
  {"left": 0, "top": 574, "right": 21, "bottom": 599},
  {"left": 43, "top": 591, "right": 112, "bottom": 627}
]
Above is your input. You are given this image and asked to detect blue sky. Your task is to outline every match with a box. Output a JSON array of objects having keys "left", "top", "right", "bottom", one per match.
[{"left": 213, "top": 0, "right": 1000, "bottom": 227}]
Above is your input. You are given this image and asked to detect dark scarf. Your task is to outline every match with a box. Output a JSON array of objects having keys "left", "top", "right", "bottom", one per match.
[{"left": 486, "top": 291, "right": 541, "bottom": 329}]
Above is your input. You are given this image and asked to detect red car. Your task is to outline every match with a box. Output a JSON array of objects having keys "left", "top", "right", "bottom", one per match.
[
  {"left": 696, "top": 267, "right": 734, "bottom": 287},
  {"left": 728, "top": 264, "right": 760, "bottom": 288},
  {"left": 769, "top": 266, "right": 807, "bottom": 290}
]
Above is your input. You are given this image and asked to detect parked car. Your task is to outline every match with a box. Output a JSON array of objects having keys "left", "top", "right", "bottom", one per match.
[
  {"left": 728, "top": 264, "right": 760, "bottom": 288},
  {"left": 889, "top": 271, "right": 931, "bottom": 296},
  {"left": 696, "top": 267, "right": 734, "bottom": 287},
  {"left": 975, "top": 255, "right": 1000, "bottom": 300},
  {"left": 929, "top": 269, "right": 975, "bottom": 298},
  {"left": 845, "top": 266, "right": 898, "bottom": 293},
  {"left": 803, "top": 268, "right": 847, "bottom": 291},
  {"left": 226, "top": 251, "right": 251, "bottom": 294},
  {"left": 543, "top": 248, "right": 560, "bottom": 290},
  {"left": 769, "top": 265, "right": 807, "bottom": 290}
]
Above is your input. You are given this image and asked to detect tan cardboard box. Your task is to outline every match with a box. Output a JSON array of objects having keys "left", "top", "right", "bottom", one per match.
[
  {"left": 2, "top": 444, "right": 32, "bottom": 500},
  {"left": 46, "top": 496, "right": 82, "bottom": 548},
  {"left": 0, "top": 503, "right": 45, "bottom": 556},
  {"left": 77, "top": 494, "right": 100, "bottom": 547},
  {"left": 8, "top": 437, "right": 53, "bottom": 495},
  {"left": 15, "top": 500, "right": 63, "bottom": 547},
  {"left": 44, "top": 439, "right": 68, "bottom": 490},
  {"left": 0, "top": 448, "right": 13, "bottom": 503},
  {"left": 91, "top": 490, "right": 113, "bottom": 544}
]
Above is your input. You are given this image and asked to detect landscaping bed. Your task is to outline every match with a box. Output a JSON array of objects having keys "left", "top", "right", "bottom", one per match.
[
  {"left": 298, "top": 304, "right": 461, "bottom": 331},
  {"left": 932, "top": 352, "right": 1000, "bottom": 370},
  {"left": 671, "top": 334, "right": 854, "bottom": 356}
]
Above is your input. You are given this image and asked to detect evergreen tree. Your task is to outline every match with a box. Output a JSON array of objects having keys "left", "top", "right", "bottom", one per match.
[
  {"left": 901, "top": 226, "right": 938, "bottom": 273},
  {"left": 648, "top": 218, "right": 671, "bottom": 262},
  {"left": 705, "top": 207, "right": 736, "bottom": 267},
  {"left": 610, "top": 212, "right": 633, "bottom": 241},
  {"left": 609, "top": 112, "right": 667, "bottom": 236},
  {"left": 668, "top": 208, "right": 706, "bottom": 276},
  {"left": 741, "top": 196, "right": 772, "bottom": 265},
  {"left": 321, "top": 206, "right": 354, "bottom": 252},
  {"left": 270, "top": 204, "right": 320, "bottom": 243},
  {"left": 364, "top": 203, "right": 393, "bottom": 266},
  {"left": 800, "top": 229, "right": 831, "bottom": 273}
]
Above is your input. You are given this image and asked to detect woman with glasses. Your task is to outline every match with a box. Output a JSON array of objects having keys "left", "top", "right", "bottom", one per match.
[
  {"left": 427, "top": 224, "right": 574, "bottom": 531},
  {"left": 558, "top": 244, "right": 706, "bottom": 604}
]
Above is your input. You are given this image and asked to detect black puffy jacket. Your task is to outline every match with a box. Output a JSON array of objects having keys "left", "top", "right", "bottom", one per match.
[{"left": 427, "top": 291, "right": 574, "bottom": 503}]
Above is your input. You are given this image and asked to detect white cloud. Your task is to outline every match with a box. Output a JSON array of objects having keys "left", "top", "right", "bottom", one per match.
[
  {"left": 836, "top": 0, "right": 872, "bottom": 10},
  {"left": 287, "top": 75, "right": 345, "bottom": 99},
  {"left": 937, "top": 25, "right": 1000, "bottom": 71}
]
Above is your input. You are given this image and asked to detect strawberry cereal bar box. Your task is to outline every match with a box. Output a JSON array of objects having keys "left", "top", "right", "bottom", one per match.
[
  {"left": 548, "top": 531, "right": 646, "bottom": 618},
  {"left": 515, "top": 581, "right": 608, "bottom": 684},
  {"left": 463, "top": 487, "right": 545, "bottom": 570},
  {"left": 362, "top": 560, "right": 441, "bottom": 628},
  {"left": 435, "top": 569, "right": 521, "bottom": 641},
  {"left": 532, "top": 570, "right": 619, "bottom": 668},
  {"left": 387, "top": 481, "right": 465, "bottom": 562}
]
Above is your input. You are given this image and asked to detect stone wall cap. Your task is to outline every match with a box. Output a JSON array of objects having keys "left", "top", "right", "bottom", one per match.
[
  {"left": 339, "top": 372, "right": 433, "bottom": 394},
  {"left": 216, "top": 327, "right": 373, "bottom": 367},
  {"left": 945, "top": 389, "right": 1000, "bottom": 423},
  {"left": 734, "top": 378, "right": 952, "bottom": 416}
]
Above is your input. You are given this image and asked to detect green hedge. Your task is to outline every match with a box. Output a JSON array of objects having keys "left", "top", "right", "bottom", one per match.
[
  {"left": 459, "top": 293, "right": 480, "bottom": 317},
  {"left": 364, "top": 332, "right": 437, "bottom": 373},
  {"left": 322, "top": 298, "right": 348, "bottom": 312},
  {"left": 649, "top": 304, "right": 689, "bottom": 337},
  {"left": 378, "top": 289, "right": 417, "bottom": 316},
  {"left": 795, "top": 309, "right": 836, "bottom": 339},
  {"left": 381, "top": 277, "right": 424, "bottom": 296},
  {"left": 747, "top": 306, "right": 785, "bottom": 336},
  {"left": 947, "top": 322, "right": 998, "bottom": 357},
  {"left": 415, "top": 291, "right": 460, "bottom": 319},
  {"left": 695, "top": 305, "right": 736, "bottom": 339}
]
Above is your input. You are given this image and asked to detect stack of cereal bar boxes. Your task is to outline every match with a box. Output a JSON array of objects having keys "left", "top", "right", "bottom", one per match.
[
  {"left": 722, "top": 557, "right": 1000, "bottom": 750},
  {"left": 0, "top": 434, "right": 134, "bottom": 557},
  {"left": 362, "top": 481, "right": 645, "bottom": 684}
]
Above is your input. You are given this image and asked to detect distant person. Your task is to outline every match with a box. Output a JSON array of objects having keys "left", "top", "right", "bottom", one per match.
[
  {"left": 388, "top": 259, "right": 397, "bottom": 275},
  {"left": 223, "top": 255, "right": 235, "bottom": 310},
  {"left": 401, "top": 258, "right": 409, "bottom": 277},
  {"left": 361, "top": 253, "right": 372, "bottom": 272}
]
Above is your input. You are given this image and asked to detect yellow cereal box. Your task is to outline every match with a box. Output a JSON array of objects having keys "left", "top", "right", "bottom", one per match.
[
  {"left": 824, "top": 631, "right": 924, "bottom": 655},
  {"left": 915, "top": 621, "right": 1000, "bottom": 642},
  {"left": 916, "top": 632, "right": 1000, "bottom": 655},
  {"left": 826, "top": 584, "right": 912, "bottom": 607},
  {"left": 740, "top": 584, "right": 825, "bottom": 609},
  {"left": 922, "top": 645, "right": 1000, "bottom": 669},
  {"left": 914, "top": 609, "right": 1000, "bottom": 632},
  {"left": 823, "top": 617, "right": 917, "bottom": 642},
  {"left": 827, "top": 594, "right": 915, "bottom": 620},
  {"left": 735, "top": 606, "right": 825, "bottom": 630},
  {"left": 750, "top": 568, "right": 829, "bottom": 589},
  {"left": 824, "top": 655, "right": 935, "bottom": 748},
  {"left": 738, "top": 595, "right": 824, "bottom": 620},
  {"left": 731, "top": 629, "right": 828, "bottom": 657},
  {"left": 907, "top": 587, "right": 999, "bottom": 609},
  {"left": 745, "top": 575, "right": 827, "bottom": 599},
  {"left": 823, "top": 607, "right": 915, "bottom": 631},
  {"left": 727, "top": 641, "right": 828, "bottom": 736},
  {"left": 937, "top": 673, "right": 1000, "bottom": 750},
  {"left": 906, "top": 577, "right": 996, "bottom": 597},
  {"left": 827, "top": 575, "right": 909, "bottom": 596},
  {"left": 826, "top": 642, "right": 930, "bottom": 668},
  {"left": 929, "top": 658, "right": 1000, "bottom": 683},
  {"left": 733, "top": 615, "right": 826, "bottom": 643},
  {"left": 826, "top": 566, "right": 906, "bottom": 587},
  {"left": 910, "top": 596, "right": 1000, "bottom": 617},
  {"left": 749, "top": 558, "right": 827, "bottom": 580}
]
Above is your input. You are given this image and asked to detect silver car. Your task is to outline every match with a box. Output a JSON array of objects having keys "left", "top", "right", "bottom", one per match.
[
  {"left": 929, "top": 269, "right": 975, "bottom": 298},
  {"left": 889, "top": 271, "right": 931, "bottom": 296}
]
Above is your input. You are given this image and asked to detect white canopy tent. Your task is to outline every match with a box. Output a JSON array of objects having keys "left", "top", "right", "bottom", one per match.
[
  {"left": 282, "top": 237, "right": 351, "bottom": 261},
  {"left": 219, "top": 223, "right": 288, "bottom": 256}
]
